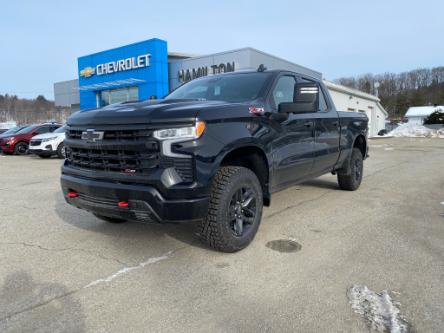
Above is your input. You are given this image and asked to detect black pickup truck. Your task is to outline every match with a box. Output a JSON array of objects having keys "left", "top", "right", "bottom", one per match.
[{"left": 61, "top": 69, "right": 368, "bottom": 252}]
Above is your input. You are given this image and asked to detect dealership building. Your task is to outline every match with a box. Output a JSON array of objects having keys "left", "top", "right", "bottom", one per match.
[{"left": 54, "top": 37, "right": 387, "bottom": 136}]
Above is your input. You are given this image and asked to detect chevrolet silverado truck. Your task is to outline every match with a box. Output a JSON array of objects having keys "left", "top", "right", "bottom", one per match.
[{"left": 61, "top": 69, "right": 368, "bottom": 252}]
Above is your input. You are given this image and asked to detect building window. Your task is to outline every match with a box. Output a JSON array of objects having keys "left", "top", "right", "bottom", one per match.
[{"left": 98, "top": 86, "right": 139, "bottom": 107}]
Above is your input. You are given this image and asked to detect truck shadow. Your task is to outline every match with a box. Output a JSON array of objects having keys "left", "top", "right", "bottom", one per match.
[
  {"left": 54, "top": 179, "right": 339, "bottom": 253},
  {"left": 54, "top": 191, "right": 209, "bottom": 251},
  {"left": 0, "top": 271, "right": 86, "bottom": 332},
  {"left": 301, "top": 178, "right": 341, "bottom": 190}
]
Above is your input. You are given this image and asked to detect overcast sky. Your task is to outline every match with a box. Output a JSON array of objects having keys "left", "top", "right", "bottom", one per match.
[{"left": 1, "top": 0, "right": 443, "bottom": 99}]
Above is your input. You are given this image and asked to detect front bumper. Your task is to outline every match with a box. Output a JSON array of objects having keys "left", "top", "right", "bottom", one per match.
[
  {"left": 29, "top": 142, "right": 55, "bottom": 155},
  {"left": 61, "top": 174, "right": 209, "bottom": 223},
  {"left": 0, "top": 144, "right": 14, "bottom": 153}
]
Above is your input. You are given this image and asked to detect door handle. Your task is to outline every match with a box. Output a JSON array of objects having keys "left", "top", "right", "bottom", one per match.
[
  {"left": 332, "top": 121, "right": 339, "bottom": 126},
  {"left": 304, "top": 121, "right": 314, "bottom": 128}
]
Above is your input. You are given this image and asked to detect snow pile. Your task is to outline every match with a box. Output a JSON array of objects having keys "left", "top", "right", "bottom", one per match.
[
  {"left": 387, "top": 123, "right": 442, "bottom": 138},
  {"left": 347, "top": 285, "right": 410, "bottom": 333}
]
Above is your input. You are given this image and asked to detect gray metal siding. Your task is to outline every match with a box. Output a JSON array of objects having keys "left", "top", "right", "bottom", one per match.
[
  {"left": 54, "top": 79, "right": 80, "bottom": 107},
  {"left": 168, "top": 47, "right": 321, "bottom": 90}
]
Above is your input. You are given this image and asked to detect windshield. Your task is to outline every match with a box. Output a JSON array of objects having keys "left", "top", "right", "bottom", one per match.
[
  {"left": 54, "top": 125, "right": 66, "bottom": 133},
  {"left": 16, "top": 125, "right": 38, "bottom": 134},
  {"left": 165, "top": 72, "right": 272, "bottom": 103}
]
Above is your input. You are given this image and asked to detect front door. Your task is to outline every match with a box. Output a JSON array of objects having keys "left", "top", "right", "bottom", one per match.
[{"left": 270, "top": 75, "right": 315, "bottom": 190}]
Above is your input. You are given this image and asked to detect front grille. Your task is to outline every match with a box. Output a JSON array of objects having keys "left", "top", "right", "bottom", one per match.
[
  {"left": 65, "top": 126, "right": 194, "bottom": 182},
  {"left": 66, "top": 129, "right": 152, "bottom": 141},
  {"left": 66, "top": 147, "right": 160, "bottom": 174},
  {"left": 30, "top": 140, "right": 42, "bottom": 146}
]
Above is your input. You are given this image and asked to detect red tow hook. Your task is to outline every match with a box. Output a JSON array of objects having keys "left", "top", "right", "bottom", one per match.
[
  {"left": 118, "top": 201, "right": 129, "bottom": 208},
  {"left": 67, "top": 191, "right": 78, "bottom": 198}
]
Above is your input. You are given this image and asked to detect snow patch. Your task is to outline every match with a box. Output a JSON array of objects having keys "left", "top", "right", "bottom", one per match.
[
  {"left": 84, "top": 251, "right": 172, "bottom": 288},
  {"left": 347, "top": 285, "right": 410, "bottom": 333},
  {"left": 387, "top": 123, "right": 443, "bottom": 138}
]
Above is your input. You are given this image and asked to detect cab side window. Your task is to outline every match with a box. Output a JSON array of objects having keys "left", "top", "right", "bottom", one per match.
[{"left": 272, "top": 76, "right": 296, "bottom": 109}]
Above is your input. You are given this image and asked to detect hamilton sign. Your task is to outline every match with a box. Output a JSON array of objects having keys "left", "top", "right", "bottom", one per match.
[
  {"left": 80, "top": 53, "right": 151, "bottom": 78},
  {"left": 178, "top": 62, "right": 236, "bottom": 82}
]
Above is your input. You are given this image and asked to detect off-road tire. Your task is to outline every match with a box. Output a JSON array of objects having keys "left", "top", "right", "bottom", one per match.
[
  {"left": 57, "top": 143, "right": 65, "bottom": 159},
  {"left": 338, "top": 148, "right": 363, "bottom": 191},
  {"left": 93, "top": 213, "right": 127, "bottom": 223},
  {"left": 198, "top": 166, "right": 263, "bottom": 252},
  {"left": 14, "top": 142, "right": 28, "bottom": 155}
]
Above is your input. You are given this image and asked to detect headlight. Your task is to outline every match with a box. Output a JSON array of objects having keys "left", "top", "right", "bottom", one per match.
[
  {"left": 42, "top": 137, "right": 57, "bottom": 142},
  {"left": 153, "top": 121, "right": 206, "bottom": 141},
  {"left": 6, "top": 137, "right": 15, "bottom": 144}
]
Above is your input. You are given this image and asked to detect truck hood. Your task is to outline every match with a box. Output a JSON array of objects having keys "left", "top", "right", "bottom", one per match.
[{"left": 67, "top": 99, "right": 236, "bottom": 126}]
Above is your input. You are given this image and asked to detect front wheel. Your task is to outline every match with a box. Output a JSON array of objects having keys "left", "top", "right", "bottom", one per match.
[
  {"left": 198, "top": 166, "right": 263, "bottom": 252},
  {"left": 337, "top": 148, "right": 364, "bottom": 191},
  {"left": 14, "top": 142, "right": 28, "bottom": 155}
]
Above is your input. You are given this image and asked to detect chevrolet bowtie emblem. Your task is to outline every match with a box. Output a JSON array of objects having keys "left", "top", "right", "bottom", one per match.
[
  {"left": 81, "top": 129, "right": 104, "bottom": 142},
  {"left": 80, "top": 67, "right": 95, "bottom": 78}
]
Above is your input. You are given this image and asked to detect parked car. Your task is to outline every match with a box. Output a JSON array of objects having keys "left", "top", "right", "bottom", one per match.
[
  {"left": 29, "top": 125, "right": 66, "bottom": 158},
  {"left": 0, "top": 125, "right": 28, "bottom": 151},
  {"left": 0, "top": 125, "right": 28, "bottom": 139},
  {"left": 0, "top": 122, "right": 19, "bottom": 134},
  {"left": 0, "top": 123, "right": 62, "bottom": 155},
  {"left": 61, "top": 69, "right": 368, "bottom": 252}
]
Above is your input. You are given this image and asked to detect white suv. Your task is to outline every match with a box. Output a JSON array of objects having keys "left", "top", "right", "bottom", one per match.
[{"left": 29, "top": 125, "right": 66, "bottom": 158}]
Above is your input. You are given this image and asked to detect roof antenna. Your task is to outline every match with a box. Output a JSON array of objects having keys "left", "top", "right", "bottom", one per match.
[{"left": 257, "top": 64, "right": 267, "bottom": 72}]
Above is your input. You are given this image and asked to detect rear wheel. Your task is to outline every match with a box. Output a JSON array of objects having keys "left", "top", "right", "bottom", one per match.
[
  {"left": 56, "top": 143, "right": 65, "bottom": 159},
  {"left": 337, "top": 148, "right": 363, "bottom": 191},
  {"left": 198, "top": 166, "right": 263, "bottom": 252},
  {"left": 14, "top": 142, "right": 28, "bottom": 155},
  {"left": 93, "top": 213, "right": 127, "bottom": 224}
]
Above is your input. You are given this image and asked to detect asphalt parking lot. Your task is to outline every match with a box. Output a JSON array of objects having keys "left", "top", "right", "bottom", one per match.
[{"left": 1, "top": 138, "right": 443, "bottom": 332}]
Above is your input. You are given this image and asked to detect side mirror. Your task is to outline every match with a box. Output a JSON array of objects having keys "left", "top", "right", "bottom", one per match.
[{"left": 278, "top": 82, "right": 319, "bottom": 114}]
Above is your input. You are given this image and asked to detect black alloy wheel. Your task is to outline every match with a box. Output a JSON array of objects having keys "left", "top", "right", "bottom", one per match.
[
  {"left": 198, "top": 166, "right": 263, "bottom": 252},
  {"left": 229, "top": 187, "right": 257, "bottom": 237}
]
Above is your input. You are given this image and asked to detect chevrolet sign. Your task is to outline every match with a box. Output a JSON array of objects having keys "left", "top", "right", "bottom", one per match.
[{"left": 80, "top": 53, "right": 151, "bottom": 78}]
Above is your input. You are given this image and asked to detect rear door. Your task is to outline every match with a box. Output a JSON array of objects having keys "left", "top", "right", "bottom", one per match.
[
  {"left": 270, "top": 75, "right": 315, "bottom": 189},
  {"left": 310, "top": 82, "right": 341, "bottom": 175}
]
